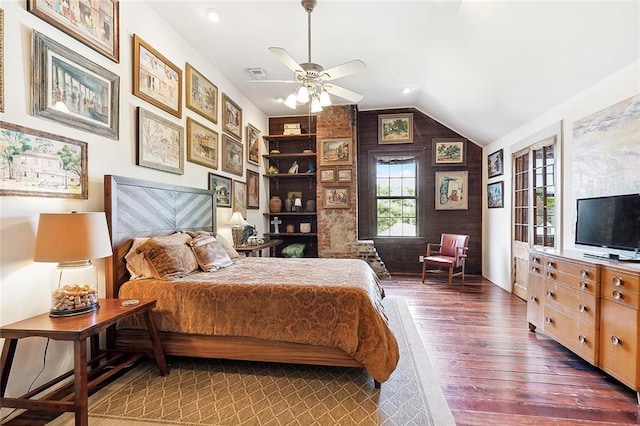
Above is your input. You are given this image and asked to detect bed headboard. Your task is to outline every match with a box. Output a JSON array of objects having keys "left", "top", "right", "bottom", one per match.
[{"left": 104, "top": 175, "right": 216, "bottom": 298}]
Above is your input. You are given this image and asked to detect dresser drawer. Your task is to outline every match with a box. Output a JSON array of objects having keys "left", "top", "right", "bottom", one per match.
[
  {"left": 544, "top": 282, "right": 598, "bottom": 327},
  {"left": 545, "top": 256, "right": 597, "bottom": 282},
  {"left": 601, "top": 284, "right": 640, "bottom": 309},
  {"left": 527, "top": 273, "right": 545, "bottom": 330},
  {"left": 602, "top": 268, "right": 640, "bottom": 293},
  {"left": 599, "top": 300, "right": 640, "bottom": 390},
  {"left": 545, "top": 268, "right": 598, "bottom": 295},
  {"left": 543, "top": 306, "right": 598, "bottom": 364}
]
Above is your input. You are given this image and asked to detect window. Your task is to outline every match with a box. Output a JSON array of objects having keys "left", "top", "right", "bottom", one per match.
[{"left": 375, "top": 155, "right": 417, "bottom": 236}]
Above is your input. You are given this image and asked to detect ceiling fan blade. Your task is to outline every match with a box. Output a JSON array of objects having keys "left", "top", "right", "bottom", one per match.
[
  {"left": 325, "top": 84, "right": 363, "bottom": 103},
  {"left": 268, "top": 47, "right": 304, "bottom": 73},
  {"left": 321, "top": 60, "right": 366, "bottom": 81}
]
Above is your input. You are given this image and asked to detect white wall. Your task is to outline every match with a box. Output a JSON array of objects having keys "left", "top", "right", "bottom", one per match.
[
  {"left": 482, "top": 60, "right": 640, "bottom": 291},
  {"left": 0, "top": 0, "right": 267, "bottom": 407}
]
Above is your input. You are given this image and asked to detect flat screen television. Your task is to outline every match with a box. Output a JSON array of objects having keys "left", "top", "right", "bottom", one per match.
[{"left": 575, "top": 194, "right": 640, "bottom": 257}]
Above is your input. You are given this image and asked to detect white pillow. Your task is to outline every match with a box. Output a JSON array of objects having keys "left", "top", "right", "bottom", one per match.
[
  {"left": 124, "top": 238, "right": 154, "bottom": 279},
  {"left": 189, "top": 235, "right": 233, "bottom": 271}
]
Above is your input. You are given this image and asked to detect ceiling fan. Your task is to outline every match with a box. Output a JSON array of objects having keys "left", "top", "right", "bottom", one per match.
[{"left": 260, "top": 0, "right": 366, "bottom": 112}]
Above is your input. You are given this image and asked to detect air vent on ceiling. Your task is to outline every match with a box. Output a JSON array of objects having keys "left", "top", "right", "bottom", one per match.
[{"left": 246, "top": 68, "right": 269, "bottom": 80}]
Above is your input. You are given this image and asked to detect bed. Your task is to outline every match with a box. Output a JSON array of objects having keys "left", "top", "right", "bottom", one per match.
[{"left": 104, "top": 175, "right": 399, "bottom": 384}]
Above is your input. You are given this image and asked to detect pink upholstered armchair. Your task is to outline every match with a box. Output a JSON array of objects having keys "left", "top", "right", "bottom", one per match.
[{"left": 421, "top": 234, "right": 470, "bottom": 285}]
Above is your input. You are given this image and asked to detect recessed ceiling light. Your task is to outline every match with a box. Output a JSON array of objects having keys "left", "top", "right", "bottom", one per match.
[
  {"left": 204, "top": 9, "right": 221, "bottom": 23},
  {"left": 402, "top": 87, "right": 411, "bottom": 94}
]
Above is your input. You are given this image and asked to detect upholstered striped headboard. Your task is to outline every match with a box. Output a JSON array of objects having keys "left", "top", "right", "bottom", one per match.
[{"left": 104, "top": 175, "right": 216, "bottom": 298}]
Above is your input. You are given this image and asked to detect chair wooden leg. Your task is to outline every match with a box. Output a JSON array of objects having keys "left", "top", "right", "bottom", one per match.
[
  {"left": 421, "top": 262, "right": 427, "bottom": 283},
  {"left": 448, "top": 266, "right": 453, "bottom": 285}
]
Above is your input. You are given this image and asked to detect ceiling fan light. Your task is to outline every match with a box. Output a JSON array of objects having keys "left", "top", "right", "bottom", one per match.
[
  {"left": 319, "top": 90, "right": 332, "bottom": 107},
  {"left": 284, "top": 93, "right": 298, "bottom": 109},
  {"left": 311, "top": 97, "right": 323, "bottom": 113},
  {"left": 296, "top": 86, "right": 310, "bottom": 104}
]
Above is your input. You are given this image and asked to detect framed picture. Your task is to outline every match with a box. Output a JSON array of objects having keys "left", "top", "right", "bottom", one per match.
[
  {"left": 378, "top": 113, "right": 413, "bottom": 144},
  {"left": 133, "top": 34, "right": 182, "bottom": 118},
  {"left": 185, "top": 63, "right": 217, "bottom": 123},
  {"left": 32, "top": 31, "right": 120, "bottom": 139},
  {"left": 487, "top": 181, "right": 504, "bottom": 209},
  {"left": 0, "top": 8, "right": 4, "bottom": 113},
  {"left": 222, "top": 93, "right": 242, "bottom": 139},
  {"left": 323, "top": 186, "right": 351, "bottom": 209},
  {"left": 136, "top": 107, "right": 184, "bottom": 175},
  {"left": 435, "top": 171, "right": 468, "bottom": 210},
  {"left": 0, "top": 120, "right": 87, "bottom": 199},
  {"left": 28, "top": 0, "right": 120, "bottom": 63},
  {"left": 246, "top": 123, "right": 261, "bottom": 166},
  {"left": 232, "top": 180, "right": 246, "bottom": 217},
  {"left": 208, "top": 173, "right": 232, "bottom": 208},
  {"left": 319, "top": 139, "right": 351, "bottom": 166},
  {"left": 186, "top": 117, "right": 218, "bottom": 169},
  {"left": 320, "top": 168, "right": 335, "bottom": 182},
  {"left": 337, "top": 168, "right": 352, "bottom": 182},
  {"left": 246, "top": 169, "right": 260, "bottom": 209},
  {"left": 488, "top": 149, "right": 504, "bottom": 178},
  {"left": 433, "top": 138, "right": 466, "bottom": 165},
  {"left": 221, "top": 134, "right": 243, "bottom": 176}
]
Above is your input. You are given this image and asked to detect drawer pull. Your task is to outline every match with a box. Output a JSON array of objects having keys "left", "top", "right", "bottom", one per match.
[
  {"left": 578, "top": 304, "right": 587, "bottom": 313},
  {"left": 580, "top": 269, "right": 589, "bottom": 279},
  {"left": 578, "top": 335, "right": 587, "bottom": 344},
  {"left": 547, "top": 261, "right": 554, "bottom": 269},
  {"left": 546, "top": 290, "right": 554, "bottom": 299},
  {"left": 612, "top": 290, "right": 622, "bottom": 300},
  {"left": 546, "top": 271, "right": 554, "bottom": 279},
  {"left": 531, "top": 266, "right": 539, "bottom": 273},
  {"left": 613, "top": 277, "right": 622, "bottom": 286},
  {"left": 611, "top": 336, "right": 621, "bottom": 346},
  {"left": 530, "top": 296, "right": 537, "bottom": 303},
  {"left": 532, "top": 257, "right": 539, "bottom": 264},
  {"left": 545, "top": 316, "right": 553, "bottom": 324},
  {"left": 579, "top": 281, "right": 588, "bottom": 290}
]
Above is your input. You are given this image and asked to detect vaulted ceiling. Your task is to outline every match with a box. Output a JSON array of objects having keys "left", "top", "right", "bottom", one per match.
[{"left": 146, "top": 1, "right": 639, "bottom": 146}]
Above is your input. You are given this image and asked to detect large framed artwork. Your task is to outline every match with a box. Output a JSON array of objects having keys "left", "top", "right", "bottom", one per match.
[
  {"left": 232, "top": 180, "right": 247, "bottom": 217},
  {"left": 133, "top": 34, "right": 182, "bottom": 118},
  {"left": 0, "top": 121, "right": 88, "bottom": 199},
  {"left": 433, "top": 138, "right": 466, "bottom": 165},
  {"left": 487, "top": 181, "right": 504, "bottom": 209},
  {"left": 208, "top": 173, "right": 232, "bottom": 208},
  {"left": 378, "top": 113, "right": 413, "bottom": 144},
  {"left": 186, "top": 117, "right": 218, "bottom": 169},
  {"left": 28, "top": 0, "right": 120, "bottom": 63},
  {"left": 222, "top": 93, "right": 242, "bottom": 139},
  {"left": 136, "top": 107, "right": 184, "bottom": 175},
  {"left": 185, "top": 63, "right": 217, "bottom": 124},
  {"left": 32, "top": 31, "right": 120, "bottom": 139},
  {"left": 221, "top": 134, "right": 243, "bottom": 176},
  {"left": 435, "top": 171, "right": 468, "bottom": 210},
  {"left": 319, "top": 139, "right": 351, "bottom": 166},
  {"left": 246, "top": 169, "right": 260, "bottom": 209},
  {"left": 487, "top": 149, "right": 503, "bottom": 178},
  {"left": 246, "top": 123, "right": 261, "bottom": 166}
]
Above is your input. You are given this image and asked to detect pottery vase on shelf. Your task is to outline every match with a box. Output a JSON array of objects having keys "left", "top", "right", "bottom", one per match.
[
  {"left": 284, "top": 198, "right": 293, "bottom": 212},
  {"left": 269, "top": 196, "right": 282, "bottom": 213},
  {"left": 286, "top": 224, "right": 295, "bottom": 233},
  {"left": 300, "top": 223, "right": 311, "bottom": 233},
  {"left": 305, "top": 200, "right": 316, "bottom": 212}
]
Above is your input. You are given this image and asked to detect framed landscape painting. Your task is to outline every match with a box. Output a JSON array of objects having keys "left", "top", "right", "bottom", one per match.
[
  {"left": 488, "top": 149, "right": 504, "bottom": 178},
  {"left": 222, "top": 93, "right": 242, "bottom": 139},
  {"left": 32, "top": 31, "right": 120, "bottom": 139},
  {"left": 487, "top": 181, "right": 504, "bottom": 208},
  {"left": 246, "top": 123, "right": 261, "bottom": 166},
  {"left": 137, "top": 107, "right": 184, "bottom": 174},
  {"left": 319, "top": 139, "right": 351, "bottom": 166},
  {"left": 133, "top": 34, "right": 182, "bottom": 118},
  {"left": 221, "top": 134, "right": 243, "bottom": 176},
  {"left": 208, "top": 173, "right": 232, "bottom": 208},
  {"left": 186, "top": 117, "right": 218, "bottom": 169},
  {"left": 378, "top": 113, "right": 413, "bottom": 144},
  {"left": 185, "top": 63, "right": 217, "bottom": 123},
  {"left": 28, "top": 0, "right": 120, "bottom": 62},
  {"left": 246, "top": 169, "right": 260, "bottom": 209},
  {"left": 323, "top": 186, "right": 350, "bottom": 208},
  {"left": 433, "top": 138, "right": 466, "bottom": 165},
  {"left": 0, "top": 121, "right": 87, "bottom": 198},
  {"left": 232, "top": 180, "right": 247, "bottom": 217}
]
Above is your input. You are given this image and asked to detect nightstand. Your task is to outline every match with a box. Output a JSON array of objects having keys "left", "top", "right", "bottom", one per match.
[
  {"left": 235, "top": 239, "right": 283, "bottom": 257},
  {"left": 0, "top": 299, "right": 168, "bottom": 426}
]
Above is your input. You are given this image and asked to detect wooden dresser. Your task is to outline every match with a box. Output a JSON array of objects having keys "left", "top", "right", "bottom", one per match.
[{"left": 528, "top": 249, "right": 640, "bottom": 403}]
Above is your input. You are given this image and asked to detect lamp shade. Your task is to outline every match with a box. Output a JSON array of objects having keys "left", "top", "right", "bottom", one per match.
[
  {"left": 34, "top": 212, "right": 113, "bottom": 262},
  {"left": 227, "top": 211, "right": 249, "bottom": 226}
]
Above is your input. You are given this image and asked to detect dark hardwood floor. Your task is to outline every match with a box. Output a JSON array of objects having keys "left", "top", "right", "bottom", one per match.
[{"left": 384, "top": 274, "right": 640, "bottom": 425}]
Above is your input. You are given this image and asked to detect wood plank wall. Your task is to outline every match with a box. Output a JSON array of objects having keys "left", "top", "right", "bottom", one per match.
[{"left": 357, "top": 108, "right": 483, "bottom": 275}]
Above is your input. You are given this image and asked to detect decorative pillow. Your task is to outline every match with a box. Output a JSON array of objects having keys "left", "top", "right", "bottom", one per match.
[
  {"left": 124, "top": 238, "right": 154, "bottom": 279},
  {"left": 186, "top": 231, "right": 241, "bottom": 259},
  {"left": 136, "top": 233, "right": 199, "bottom": 279},
  {"left": 281, "top": 243, "right": 305, "bottom": 258},
  {"left": 189, "top": 235, "right": 233, "bottom": 271}
]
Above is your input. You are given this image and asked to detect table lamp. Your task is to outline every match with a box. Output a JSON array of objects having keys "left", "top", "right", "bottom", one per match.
[
  {"left": 34, "top": 212, "right": 113, "bottom": 317},
  {"left": 227, "top": 211, "right": 249, "bottom": 247}
]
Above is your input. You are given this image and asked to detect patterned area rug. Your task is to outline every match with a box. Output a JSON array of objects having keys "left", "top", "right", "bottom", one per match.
[{"left": 49, "top": 298, "right": 454, "bottom": 425}]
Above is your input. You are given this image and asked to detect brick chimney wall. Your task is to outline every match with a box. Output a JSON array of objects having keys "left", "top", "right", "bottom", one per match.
[{"left": 316, "top": 105, "right": 358, "bottom": 258}]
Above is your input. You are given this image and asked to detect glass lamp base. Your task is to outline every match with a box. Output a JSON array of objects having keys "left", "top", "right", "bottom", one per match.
[
  {"left": 50, "top": 261, "right": 99, "bottom": 317},
  {"left": 50, "top": 302, "right": 99, "bottom": 317}
]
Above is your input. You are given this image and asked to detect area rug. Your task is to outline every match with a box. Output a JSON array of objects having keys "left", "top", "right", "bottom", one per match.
[{"left": 48, "top": 298, "right": 454, "bottom": 425}]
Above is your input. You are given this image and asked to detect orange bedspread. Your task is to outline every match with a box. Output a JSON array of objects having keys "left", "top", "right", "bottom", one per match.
[{"left": 118, "top": 257, "right": 399, "bottom": 382}]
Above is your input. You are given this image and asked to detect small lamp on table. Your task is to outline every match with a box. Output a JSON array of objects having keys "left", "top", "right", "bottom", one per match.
[{"left": 227, "top": 211, "right": 249, "bottom": 247}]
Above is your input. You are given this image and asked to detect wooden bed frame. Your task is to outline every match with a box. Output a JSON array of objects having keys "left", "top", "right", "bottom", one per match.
[{"left": 104, "top": 175, "right": 364, "bottom": 371}]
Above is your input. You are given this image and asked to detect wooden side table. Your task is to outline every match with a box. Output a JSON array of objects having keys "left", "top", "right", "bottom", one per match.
[
  {"left": 0, "top": 299, "right": 168, "bottom": 426},
  {"left": 235, "top": 239, "right": 283, "bottom": 257}
]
